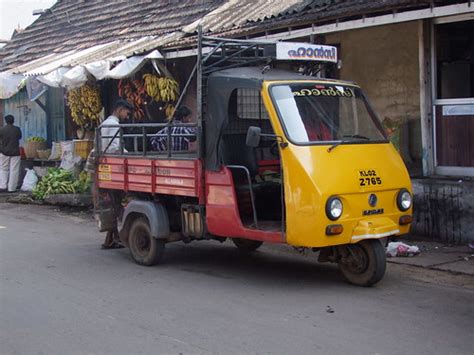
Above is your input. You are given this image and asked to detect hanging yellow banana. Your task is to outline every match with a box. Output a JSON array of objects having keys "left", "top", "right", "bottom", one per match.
[
  {"left": 143, "top": 74, "right": 179, "bottom": 104},
  {"left": 67, "top": 83, "right": 103, "bottom": 128}
]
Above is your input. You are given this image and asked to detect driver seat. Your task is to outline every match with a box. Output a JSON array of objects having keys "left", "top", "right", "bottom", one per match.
[{"left": 221, "top": 133, "right": 259, "bottom": 181}]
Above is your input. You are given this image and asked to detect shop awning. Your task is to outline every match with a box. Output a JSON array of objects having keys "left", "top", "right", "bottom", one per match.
[
  {"left": 0, "top": 33, "right": 182, "bottom": 99},
  {"left": 34, "top": 49, "right": 164, "bottom": 89}
]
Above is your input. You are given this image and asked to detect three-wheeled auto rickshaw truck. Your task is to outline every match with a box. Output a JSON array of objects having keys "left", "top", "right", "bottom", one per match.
[{"left": 93, "top": 33, "right": 413, "bottom": 286}]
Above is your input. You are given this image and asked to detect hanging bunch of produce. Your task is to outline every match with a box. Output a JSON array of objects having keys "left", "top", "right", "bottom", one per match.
[
  {"left": 67, "top": 83, "right": 103, "bottom": 128},
  {"left": 143, "top": 74, "right": 180, "bottom": 119},
  {"left": 164, "top": 103, "right": 175, "bottom": 119},
  {"left": 118, "top": 79, "right": 148, "bottom": 120}
]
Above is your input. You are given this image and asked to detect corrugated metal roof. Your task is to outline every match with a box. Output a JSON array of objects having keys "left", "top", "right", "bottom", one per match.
[
  {"left": 183, "top": 0, "right": 309, "bottom": 33},
  {"left": 206, "top": 0, "right": 439, "bottom": 36}
]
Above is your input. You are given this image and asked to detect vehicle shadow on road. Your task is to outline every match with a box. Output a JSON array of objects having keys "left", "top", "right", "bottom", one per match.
[{"left": 127, "top": 241, "right": 346, "bottom": 288}]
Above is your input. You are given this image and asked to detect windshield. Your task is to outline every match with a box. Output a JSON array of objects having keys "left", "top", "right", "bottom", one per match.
[{"left": 270, "top": 83, "right": 387, "bottom": 144}]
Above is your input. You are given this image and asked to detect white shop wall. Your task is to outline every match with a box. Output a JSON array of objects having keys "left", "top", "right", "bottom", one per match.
[{"left": 325, "top": 21, "right": 422, "bottom": 173}]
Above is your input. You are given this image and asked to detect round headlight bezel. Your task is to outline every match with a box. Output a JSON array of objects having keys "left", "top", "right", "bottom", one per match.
[
  {"left": 326, "top": 196, "right": 343, "bottom": 221},
  {"left": 397, "top": 189, "right": 412, "bottom": 211}
]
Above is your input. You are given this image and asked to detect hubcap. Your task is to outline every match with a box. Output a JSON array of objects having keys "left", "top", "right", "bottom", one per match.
[
  {"left": 343, "top": 245, "right": 369, "bottom": 274},
  {"left": 135, "top": 227, "right": 150, "bottom": 257}
]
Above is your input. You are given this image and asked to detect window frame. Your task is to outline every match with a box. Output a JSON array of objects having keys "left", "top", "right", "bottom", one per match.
[{"left": 431, "top": 15, "right": 474, "bottom": 176}]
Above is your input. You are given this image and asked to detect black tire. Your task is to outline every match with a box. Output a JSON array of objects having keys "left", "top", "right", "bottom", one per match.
[
  {"left": 128, "top": 217, "right": 164, "bottom": 266},
  {"left": 232, "top": 238, "right": 263, "bottom": 252},
  {"left": 338, "top": 239, "right": 386, "bottom": 287}
]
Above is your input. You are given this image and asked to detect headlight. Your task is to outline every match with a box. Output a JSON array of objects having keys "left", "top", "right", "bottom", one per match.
[
  {"left": 326, "top": 196, "right": 343, "bottom": 220},
  {"left": 397, "top": 189, "right": 412, "bottom": 211}
]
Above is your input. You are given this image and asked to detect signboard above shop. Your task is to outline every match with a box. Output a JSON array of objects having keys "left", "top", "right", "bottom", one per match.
[{"left": 276, "top": 42, "right": 338, "bottom": 63}]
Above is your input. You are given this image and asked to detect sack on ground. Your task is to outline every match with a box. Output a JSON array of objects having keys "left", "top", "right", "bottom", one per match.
[
  {"left": 48, "top": 142, "right": 62, "bottom": 160},
  {"left": 60, "top": 151, "right": 82, "bottom": 171},
  {"left": 84, "top": 149, "right": 97, "bottom": 173},
  {"left": 59, "top": 140, "right": 81, "bottom": 171},
  {"left": 21, "top": 168, "right": 38, "bottom": 191},
  {"left": 60, "top": 141, "right": 74, "bottom": 159}
]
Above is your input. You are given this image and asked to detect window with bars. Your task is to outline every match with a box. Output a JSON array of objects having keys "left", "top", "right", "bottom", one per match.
[{"left": 236, "top": 88, "right": 269, "bottom": 120}]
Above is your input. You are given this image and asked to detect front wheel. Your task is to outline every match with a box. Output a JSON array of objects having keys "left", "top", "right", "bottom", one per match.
[
  {"left": 129, "top": 217, "right": 165, "bottom": 266},
  {"left": 338, "top": 239, "right": 386, "bottom": 286},
  {"left": 232, "top": 238, "right": 263, "bottom": 252}
]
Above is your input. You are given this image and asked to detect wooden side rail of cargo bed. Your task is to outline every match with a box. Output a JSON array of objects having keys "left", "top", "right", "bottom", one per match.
[{"left": 96, "top": 156, "right": 204, "bottom": 201}]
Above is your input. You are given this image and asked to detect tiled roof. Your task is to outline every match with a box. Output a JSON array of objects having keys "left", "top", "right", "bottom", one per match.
[{"left": 0, "top": 0, "right": 225, "bottom": 71}]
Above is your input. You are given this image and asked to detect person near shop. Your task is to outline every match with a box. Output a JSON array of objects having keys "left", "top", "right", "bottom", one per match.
[
  {"left": 0, "top": 115, "right": 22, "bottom": 192},
  {"left": 91, "top": 99, "right": 132, "bottom": 249},
  {"left": 151, "top": 106, "right": 196, "bottom": 152},
  {"left": 100, "top": 99, "right": 133, "bottom": 153}
]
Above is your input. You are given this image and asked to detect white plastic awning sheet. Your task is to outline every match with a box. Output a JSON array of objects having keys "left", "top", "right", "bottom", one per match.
[
  {"left": 37, "top": 49, "right": 163, "bottom": 88},
  {"left": 0, "top": 48, "right": 163, "bottom": 98},
  {"left": 37, "top": 67, "right": 69, "bottom": 87},
  {"left": 84, "top": 60, "right": 110, "bottom": 80},
  {"left": 0, "top": 72, "right": 24, "bottom": 99},
  {"left": 107, "top": 50, "right": 162, "bottom": 79}
]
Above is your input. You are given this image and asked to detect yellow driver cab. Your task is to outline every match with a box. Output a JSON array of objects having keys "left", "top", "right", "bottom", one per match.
[{"left": 257, "top": 79, "right": 413, "bottom": 285}]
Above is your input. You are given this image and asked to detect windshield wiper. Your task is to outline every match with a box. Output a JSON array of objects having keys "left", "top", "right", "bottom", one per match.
[
  {"left": 342, "top": 134, "right": 370, "bottom": 140},
  {"left": 327, "top": 135, "right": 370, "bottom": 153}
]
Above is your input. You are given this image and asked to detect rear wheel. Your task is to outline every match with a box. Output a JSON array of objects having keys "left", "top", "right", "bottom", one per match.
[
  {"left": 338, "top": 239, "right": 386, "bottom": 286},
  {"left": 232, "top": 238, "right": 263, "bottom": 252},
  {"left": 128, "top": 217, "right": 164, "bottom": 266}
]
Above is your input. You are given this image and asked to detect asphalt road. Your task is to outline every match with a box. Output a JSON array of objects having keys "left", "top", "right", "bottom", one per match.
[{"left": 0, "top": 203, "right": 473, "bottom": 355}]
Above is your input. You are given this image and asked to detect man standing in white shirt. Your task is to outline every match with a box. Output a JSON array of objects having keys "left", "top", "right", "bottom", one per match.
[{"left": 100, "top": 99, "right": 133, "bottom": 153}]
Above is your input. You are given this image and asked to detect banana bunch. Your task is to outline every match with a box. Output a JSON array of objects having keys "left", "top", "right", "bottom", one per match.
[
  {"left": 32, "top": 168, "right": 78, "bottom": 200},
  {"left": 164, "top": 104, "right": 175, "bottom": 120},
  {"left": 54, "top": 181, "right": 76, "bottom": 194},
  {"left": 143, "top": 74, "right": 179, "bottom": 103},
  {"left": 143, "top": 74, "right": 161, "bottom": 101},
  {"left": 75, "top": 171, "right": 91, "bottom": 194},
  {"left": 67, "top": 84, "right": 103, "bottom": 127},
  {"left": 27, "top": 136, "right": 46, "bottom": 143},
  {"left": 118, "top": 79, "right": 147, "bottom": 120},
  {"left": 158, "top": 77, "right": 179, "bottom": 102}
]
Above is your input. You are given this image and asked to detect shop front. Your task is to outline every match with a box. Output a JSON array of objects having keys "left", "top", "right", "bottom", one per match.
[{"left": 410, "top": 14, "right": 474, "bottom": 244}]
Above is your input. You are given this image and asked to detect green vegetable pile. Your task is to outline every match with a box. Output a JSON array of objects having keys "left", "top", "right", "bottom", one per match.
[
  {"left": 27, "top": 136, "right": 46, "bottom": 143},
  {"left": 32, "top": 168, "right": 91, "bottom": 200},
  {"left": 76, "top": 170, "right": 92, "bottom": 194}
]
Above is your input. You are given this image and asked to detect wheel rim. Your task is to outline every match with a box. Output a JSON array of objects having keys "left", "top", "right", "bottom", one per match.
[
  {"left": 343, "top": 245, "right": 369, "bottom": 274},
  {"left": 133, "top": 226, "right": 151, "bottom": 257}
]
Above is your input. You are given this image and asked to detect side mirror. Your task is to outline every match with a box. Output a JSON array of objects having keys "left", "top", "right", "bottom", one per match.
[{"left": 246, "top": 126, "right": 262, "bottom": 147}]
